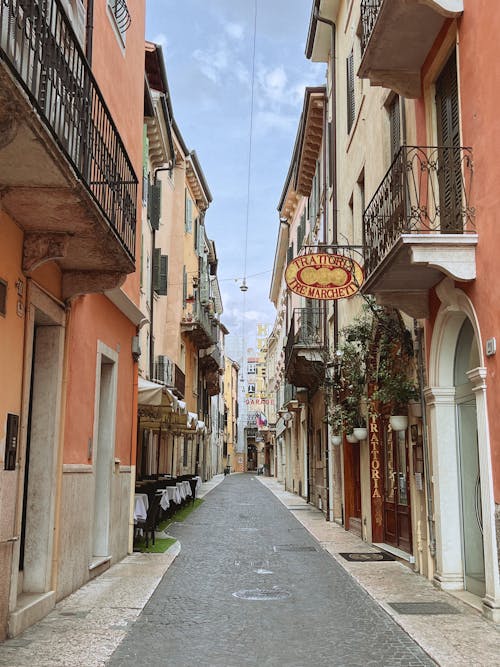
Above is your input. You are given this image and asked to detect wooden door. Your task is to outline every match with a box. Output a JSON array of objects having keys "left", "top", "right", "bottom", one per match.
[{"left": 383, "top": 421, "right": 412, "bottom": 553}]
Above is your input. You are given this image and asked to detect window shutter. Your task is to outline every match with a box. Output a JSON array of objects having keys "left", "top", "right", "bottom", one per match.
[
  {"left": 389, "top": 96, "right": 401, "bottom": 161},
  {"left": 140, "top": 234, "right": 143, "bottom": 288},
  {"left": 182, "top": 266, "right": 187, "bottom": 304},
  {"left": 142, "top": 124, "right": 149, "bottom": 175},
  {"left": 158, "top": 254, "right": 168, "bottom": 295},
  {"left": 149, "top": 181, "right": 161, "bottom": 230},
  {"left": 197, "top": 221, "right": 205, "bottom": 256},
  {"left": 152, "top": 248, "right": 161, "bottom": 293},
  {"left": 185, "top": 191, "right": 193, "bottom": 232},
  {"left": 436, "top": 51, "right": 461, "bottom": 232},
  {"left": 199, "top": 265, "right": 210, "bottom": 305},
  {"left": 347, "top": 50, "right": 355, "bottom": 133}
]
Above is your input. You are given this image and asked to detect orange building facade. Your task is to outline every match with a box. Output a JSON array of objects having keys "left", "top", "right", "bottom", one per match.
[{"left": 0, "top": 0, "right": 145, "bottom": 637}]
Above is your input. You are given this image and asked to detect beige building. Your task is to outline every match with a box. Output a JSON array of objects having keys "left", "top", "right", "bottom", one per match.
[{"left": 223, "top": 357, "right": 240, "bottom": 472}]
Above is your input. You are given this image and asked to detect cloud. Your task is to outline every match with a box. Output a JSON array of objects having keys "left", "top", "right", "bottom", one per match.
[
  {"left": 257, "top": 65, "right": 287, "bottom": 104},
  {"left": 255, "top": 110, "right": 295, "bottom": 134},
  {"left": 224, "top": 21, "right": 244, "bottom": 40},
  {"left": 151, "top": 32, "right": 168, "bottom": 49}
]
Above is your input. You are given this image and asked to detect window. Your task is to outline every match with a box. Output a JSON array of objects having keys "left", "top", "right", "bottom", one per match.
[
  {"left": 247, "top": 362, "right": 257, "bottom": 374},
  {"left": 388, "top": 96, "right": 401, "bottom": 162},
  {"left": 152, "top": 249, "right": 168, "bottom": 295},
  {"left": 185, "top": 191, "right": 193, "bottom": 232},
  {"left": 347, "top": 49, "right": 355, "bottom": 133},
  {"left": 0, "top": 279, "right": 6, "bottom": 317},
  {"left": 183, "top": 440, "right": 188, "bottom": 467},
  {"left": 107, "top": 0, "right": 131, "bottom": 45},
  {"left": 247, "top": 383, "right": 256, "bottom": 394}
]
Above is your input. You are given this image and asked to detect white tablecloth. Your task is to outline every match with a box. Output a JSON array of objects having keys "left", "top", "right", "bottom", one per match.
[
  {"left": 193, "top": 476, "right": 202, "bottom": 492},
  {"left": 157, "top": 490, "right": 171, "bottom": 511},
  {"left": 159, "top": 486, "right": 182, "bottom": 505},
  {"left": 134, "top": 493, "right": 149, "bottom": 522},
  {"left": 177, "top": 481, "right": 192, "bottom": 499}
]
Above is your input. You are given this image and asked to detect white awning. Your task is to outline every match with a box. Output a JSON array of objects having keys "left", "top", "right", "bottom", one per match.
[{"left": 138, "top": 377, "right": 176, "bottom": 409}]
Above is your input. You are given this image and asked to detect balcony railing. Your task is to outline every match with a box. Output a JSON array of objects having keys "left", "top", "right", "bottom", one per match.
[
  {"left": 181, "top": 297, "right": 218, "bottom": 348},
  {"left": 363, "top": 145, "right": 474, "bottom": 279},
  {"left": 174, "top": 364, "right": 185, "bottom": 397},
  {"left": 0, "top": 0, "right": 137, "bottom": 259},
  {"left": 285, "top": 307, "right": 325, "bottom": 370},
  {"left": 360, "top": 0, "right": 382, "bottom": 54},
  {"left": 284, "top": 382, "right": 296, "bottom": 406}
]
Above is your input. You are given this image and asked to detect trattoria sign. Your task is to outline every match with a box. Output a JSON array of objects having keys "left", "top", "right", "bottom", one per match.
[{"left": 285, "top": 253, "right": 364, "bottom": 300}]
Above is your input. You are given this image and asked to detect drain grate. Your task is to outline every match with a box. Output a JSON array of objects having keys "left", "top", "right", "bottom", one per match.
[
  {"left": 339, "top": 552, "right": 395, "bottom": 562},
  {"left": 273, "top": 544, "right": 318, "bottom": 553},
  {"left": 388, "top": 601, "right": 461, "bottom": 615},
  {"left": 233, "top": 588, "right": 291, "bottom": 601}
]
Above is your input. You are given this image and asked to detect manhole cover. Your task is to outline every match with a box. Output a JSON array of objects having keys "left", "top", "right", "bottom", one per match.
[
  {"left": 232, "top": 588, "right": 291, "bottom": 601},
  {"left": 254, "top": 568, "right": 273, "bottom": 574},
  {"left": 339, "top": 552, "right": 395, "bottom": 562},
  {"left": 273, "top": 545, "right": 318, "bottom": 552},
  {"left": 388, "top": 602, "right": 461, "bottom": 615}
]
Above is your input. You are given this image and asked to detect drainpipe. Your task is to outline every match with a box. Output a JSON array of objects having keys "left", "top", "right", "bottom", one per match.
[
  {"left": 414, "top": 321, "right": 436, "bottom": 559},
  {"left": 314, "top": 8, "right": 337, "bottom": 523},
  {"left": 85, "top": 0, "right": 94, "bottom": 63}
]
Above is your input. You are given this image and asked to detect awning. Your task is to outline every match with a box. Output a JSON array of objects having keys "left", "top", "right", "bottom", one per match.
[{"left": 138, "top": 377, "right": 177, "bottom": 408}]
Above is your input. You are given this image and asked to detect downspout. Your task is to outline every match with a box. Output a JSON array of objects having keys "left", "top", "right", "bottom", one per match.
[
  {"left": 414, "top": 322, "right": 436, "bottom": 559},
  {"left": 85, "top": 0, "right": 94, "bottom": 63},
  {"left": 314, "top": 8, "right": 337, "bottom": 522}
]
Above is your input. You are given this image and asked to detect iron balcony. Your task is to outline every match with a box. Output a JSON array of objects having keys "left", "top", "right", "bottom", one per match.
[
  {"left": 359, "top": 0, "right": 463, "bottom": 98},
  {"left": 284, "top": 308, "right": 325, "bottom": 390},
  {"left": 0, "top": 0, "right": 138, "bottom": 296},
  {"left": 362, "top": 145, "right": 477, "bottom": 318}
]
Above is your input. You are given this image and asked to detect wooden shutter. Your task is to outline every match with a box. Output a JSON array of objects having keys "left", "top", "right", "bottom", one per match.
[
  {"left": 149, "top": 181, "right": 161, "bottom": 230},
  {"left": 347, "top": 50, "right": 355, "bottom": 133},
  {"left": 185, "top": 191, "right": 192, "bottom": 232},
  {"left": 182, "top": 266, "right": 187, "bottom": 304},
  {"left": 152, "top": 248, "right": 161, "bottom": 293},
  {"left": 436, "top": 51, "right": 461, "bottom": 233},
  {"left": 389, "top": 96, "right": 401, "bottom": 161},
  {"left": 158, "top": 255, "right": 168, "bottom": 295}
]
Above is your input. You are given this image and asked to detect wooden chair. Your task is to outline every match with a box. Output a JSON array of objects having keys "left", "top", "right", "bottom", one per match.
[{"left": 135, "top": 494, "right": 161, "bottom": 548}]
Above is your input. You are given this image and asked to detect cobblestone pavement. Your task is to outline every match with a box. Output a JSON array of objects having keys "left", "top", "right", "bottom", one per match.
[
  {"left": 108, "top": 474, "right": 435, "bottom": 667},
  {"left": 258, "top": 476, "right": 500, "bottom": 667}
]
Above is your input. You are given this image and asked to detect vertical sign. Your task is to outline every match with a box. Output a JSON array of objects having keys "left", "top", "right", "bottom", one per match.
[{"left": 369, "top": 412, "right": 384, "bottom": 542}]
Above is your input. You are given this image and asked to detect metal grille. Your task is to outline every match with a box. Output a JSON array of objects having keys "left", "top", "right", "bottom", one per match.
[
  {"left": 363, "top": 145, "right": 474, "bottom": 279},
  {"left": 388, "top": 602, "right": 461, "bottom": 615},
  {"left": 360, "top": 0, "right": 382, "bottom": 54},
  {"left": 0, "top": 0, "right": 138, "bottom": 260}
]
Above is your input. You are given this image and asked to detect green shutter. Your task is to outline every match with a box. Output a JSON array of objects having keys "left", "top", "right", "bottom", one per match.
[
  {"left": 183, "top": 266, "right": 187, "bottom": 304},
  {"left": 347, "top": 49, "right": 355, "bottom": 133},
  {"left": 142, "top": 124, "right": 149, "bottom": 175},
  {"left": 149, "top": 181, "right": 161, "bottom": 230},
  {"left": 158, "top": 255, "right": 168, "bottom": 295},
  {"left": 153, "top": 248, "right": 161, "bottom": 293}
]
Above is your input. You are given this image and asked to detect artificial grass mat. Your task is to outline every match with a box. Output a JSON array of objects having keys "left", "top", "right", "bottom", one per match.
[
  {"left": 134, "top": 537, "right": 176, "bottom": 553},
  {"left": 157, "top": 498, "right": 204, "bottom": 532}
]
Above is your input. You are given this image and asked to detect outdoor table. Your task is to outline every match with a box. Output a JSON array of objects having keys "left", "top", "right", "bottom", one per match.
[
  {"left": 134, "top": 493, "right": 149, "bottom": 522},
  {"left": 156, "top": 489, "right": 171, "bottom": 511},
  {"left": 159, "top": 485, "right": 182, "bottom": 505},
  {"left": 178, "top": 480, "right": 192, "bottom": 498}
]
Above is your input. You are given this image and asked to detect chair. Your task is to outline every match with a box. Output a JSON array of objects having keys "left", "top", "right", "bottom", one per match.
[{"left": 135, "top": 494, "right": 161, "bottom": 548}]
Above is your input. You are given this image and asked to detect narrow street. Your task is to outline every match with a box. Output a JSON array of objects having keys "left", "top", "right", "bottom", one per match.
[{"left": 109, "top": 474, "right": 434, "bottom": 667}]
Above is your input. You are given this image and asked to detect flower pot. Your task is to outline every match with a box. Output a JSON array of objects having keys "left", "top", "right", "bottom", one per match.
[
  {"left": 409, "top": 400, "right": 422, "bottom": 418},
  {"left": 331, "top": 434, "right": 342, "bottom": 446},
  {"left": 390, "top": 415, "right": 408, "bottom": 432},
  {"left": 353, "top": 427, "right": 368, "bottom": 441},
  {"left": 346, "top": 433, "right": 359, "bottom": 444}
]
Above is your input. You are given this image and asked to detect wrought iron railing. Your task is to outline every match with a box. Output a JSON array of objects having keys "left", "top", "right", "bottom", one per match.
[
  {"left": 182, "top": 297, "right": 218, "bottom": 345},
  {"left": 174, "top": 364, "right": 185, "bottom": 397},
  {"left": 363, "top": 145, "right": 474, "bottom": 278},
  {"left": 360, "top": 0, "right": 382, "bottom": 54},
  {"left": 285, "top": 307, "right": 325, "bottom": 372},
  {"left": 284, "top": 382, "right": 296, "bottom": 406},
  {"left": 0, "top": 0, "right": 137, "bottom": 259}
]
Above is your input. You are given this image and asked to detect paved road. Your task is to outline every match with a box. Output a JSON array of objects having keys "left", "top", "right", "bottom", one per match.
[{"left": 108, "top": 474, "right": 435, "bottom": 667}]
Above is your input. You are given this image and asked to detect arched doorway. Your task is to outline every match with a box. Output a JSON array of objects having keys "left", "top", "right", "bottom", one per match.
[
  {"left": 428, "top": 280, "right": 500, "bottom": 619},
  {"left": 454, "top": 319, "right": 485, "bottom": 596}
]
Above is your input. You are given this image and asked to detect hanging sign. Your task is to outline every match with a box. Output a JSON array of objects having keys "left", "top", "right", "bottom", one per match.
[{"left": 285, "top": 253, "right": 364, "bottom": 300}]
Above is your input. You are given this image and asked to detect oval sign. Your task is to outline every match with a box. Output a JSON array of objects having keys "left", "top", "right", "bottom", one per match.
[{"left": 285, "top": 253, "right": 364, "bottom": 300}]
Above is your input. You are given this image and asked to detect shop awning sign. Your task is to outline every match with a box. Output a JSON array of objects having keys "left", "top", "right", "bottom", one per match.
[{"left": 285, "top": 253, "right": 364, "bottom": 300}]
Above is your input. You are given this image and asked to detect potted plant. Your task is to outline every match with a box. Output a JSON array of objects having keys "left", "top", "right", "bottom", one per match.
[
  {"left": 327, "top": 404, "right": 344, "bottom": 446},
  {"left": 373, "top": 358, "right": 418, "bottom": 431}
]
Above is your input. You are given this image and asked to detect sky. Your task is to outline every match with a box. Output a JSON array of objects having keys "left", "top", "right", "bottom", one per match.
[{"left": 146, "top": 0, "right": 325, "bottom": 348}]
